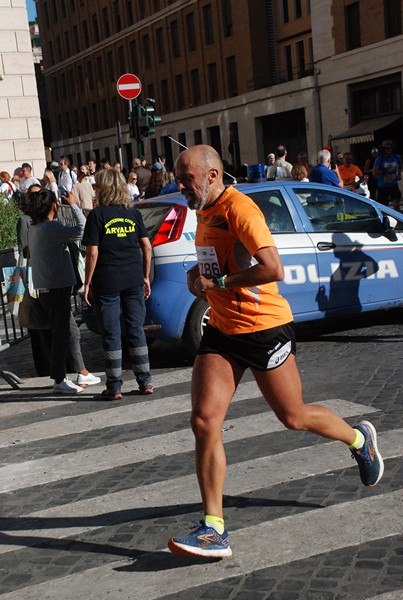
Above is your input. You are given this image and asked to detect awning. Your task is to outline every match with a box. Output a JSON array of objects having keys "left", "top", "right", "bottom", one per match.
[{"left": 330, "top": 115, "right": 400, "bottom": 145}]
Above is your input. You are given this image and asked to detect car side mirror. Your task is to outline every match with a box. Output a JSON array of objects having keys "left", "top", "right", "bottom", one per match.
[{"left": 382, "top": 215, "right": 398, "bottom": 241}]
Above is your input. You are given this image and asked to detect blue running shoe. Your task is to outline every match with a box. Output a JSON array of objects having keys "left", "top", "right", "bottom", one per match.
[
  {"left": 350, "top": 421, "right": 384, "bottom": 486},
  {"left": 168, "top": 520, "right": 232, "bottom": 558}
]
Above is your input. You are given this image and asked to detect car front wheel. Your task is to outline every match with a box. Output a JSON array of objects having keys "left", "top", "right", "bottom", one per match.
[{"left": 182, "top": 298, "right": 210, "bottom": 356}]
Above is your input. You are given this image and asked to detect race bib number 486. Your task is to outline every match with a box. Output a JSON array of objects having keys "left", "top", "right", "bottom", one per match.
[{"left": 196, "top": 245, "right": 221, "bottom": 277}]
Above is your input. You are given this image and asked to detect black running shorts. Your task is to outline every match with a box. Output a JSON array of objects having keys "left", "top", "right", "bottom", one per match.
[{"left": 197, "top": 322, "right": 296, "bottom": 371}]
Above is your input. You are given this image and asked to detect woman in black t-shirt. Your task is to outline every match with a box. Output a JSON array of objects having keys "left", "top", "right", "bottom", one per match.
[{"left": 83, "top": 168, "right": 153, "bottom": 399}]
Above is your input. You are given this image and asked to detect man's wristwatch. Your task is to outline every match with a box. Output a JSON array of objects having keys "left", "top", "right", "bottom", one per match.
[{"left": 214, "top": 274, "right": 228, "bottom": 289}]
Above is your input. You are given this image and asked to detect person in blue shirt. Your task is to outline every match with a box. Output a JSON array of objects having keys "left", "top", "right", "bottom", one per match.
[
  {"left": 309, "top": 149, "right": 343, "bottom": 187},
  {"left": 373, "top": 140, "right": 402, "bottom": 211}
]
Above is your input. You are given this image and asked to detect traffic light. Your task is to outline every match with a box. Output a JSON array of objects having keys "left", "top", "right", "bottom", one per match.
[
  {"left": 129, "top": 102, "right": 162, "bottom": 141},
  {"left": 138, "top": 104, "right": 161, "bottom": 137}
]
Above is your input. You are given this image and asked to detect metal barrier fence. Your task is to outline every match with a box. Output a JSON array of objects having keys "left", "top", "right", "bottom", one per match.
[{"left": 0, "top": 279, "right": 28, "bottom": 350}]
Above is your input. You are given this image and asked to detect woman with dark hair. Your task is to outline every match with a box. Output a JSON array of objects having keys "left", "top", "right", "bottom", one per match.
[
  {"left": 144, "top": 169, "right": 165, "bottom": 198},
  {"left": 83, "top": 168, "right": 153, "bottom": 399},
  {"left": 28, "top": 188, "right": 101, "bottom": 394}
]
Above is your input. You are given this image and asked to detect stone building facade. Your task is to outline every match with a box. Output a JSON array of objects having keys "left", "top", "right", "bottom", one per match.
[{"left": 0, "top": 0, "right": 45, "bottom": 177}]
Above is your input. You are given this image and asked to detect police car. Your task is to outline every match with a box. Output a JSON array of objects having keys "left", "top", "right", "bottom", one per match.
[{"left": 83, "top": 181, "right": 403, "bottom": 354}]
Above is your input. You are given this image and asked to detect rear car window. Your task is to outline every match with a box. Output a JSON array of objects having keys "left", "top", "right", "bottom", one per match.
[
  {"left": 136, "top": 203, "right": 176, "bottom": 242},
  {"left": 248, "top": 191, "right": 295, "bottom": 233}
]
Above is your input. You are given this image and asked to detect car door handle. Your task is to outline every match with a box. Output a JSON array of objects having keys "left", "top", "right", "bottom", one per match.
[{"left": 317, "top": 242, "right": 336, "bottom": 251}]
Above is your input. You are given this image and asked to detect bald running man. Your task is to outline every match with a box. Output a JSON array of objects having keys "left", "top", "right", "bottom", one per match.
[{"left": 168, "top": 145, "right": 383, "bottom": 559}]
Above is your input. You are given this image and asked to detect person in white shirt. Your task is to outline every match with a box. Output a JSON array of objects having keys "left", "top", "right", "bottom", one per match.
[
  {"left": 266, "top": 145, "right": 293, "bottom": 180},
  {"left": 19, "top": 163, "right": 40, "bottom": 193},
  {"left": 0, "top": 170, "right": 16, "bottom": 202},
  {"left": 127, "top": 171, "right": 140, "bottom": 203},
  {"left": 58, "top": 156, "right": 77, "bottom": 196}
]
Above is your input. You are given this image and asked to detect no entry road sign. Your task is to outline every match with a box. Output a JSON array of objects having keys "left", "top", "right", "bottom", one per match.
[{"left": 117, "top": 73, "right": 142, "bottom": 100}]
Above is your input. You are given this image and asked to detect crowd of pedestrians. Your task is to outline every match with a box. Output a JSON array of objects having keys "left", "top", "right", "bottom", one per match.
[
  {"left": 2, "top": 154, "right": 179, "bottom": 208},
  {"left": 4, "top": 153, "right": 167, "bottom": 397},
  {"left": 263, "top": 139, "right": 402, "bottom": 210}
]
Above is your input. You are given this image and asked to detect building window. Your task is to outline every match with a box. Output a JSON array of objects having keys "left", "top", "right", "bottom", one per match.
[
  {"left": 208, "top": 63, "right": 219, "bottom": 102},
  {"left": 102, "top": 7, "right": 110, "bottom": 38},
  {"left": 52, "top": 77, "right": 59, "bottom": 102},
  {"left": 146, "top": 83, "right": 154, "bottom": 100},
  {"left": 138, "top": 0, "right": 146, "bottom": 20},
  {"left": 56, "top": 36, "right": 62, "bottom": 61},
  {"left": 48, "top": 40, "right": 54, "bottom": 64},
  {"left": 129, "top": 40, "right": 138, "bottom": 72},
  {"left": 92, "top": 14, "right": 100, "bottom": 44},
  {"left": 203, "top": 4, "right": 214, "bottom": 45},
  {"left": 296, "top": 40, "right": 305, "bottom": 77},
  {"left": 385, "top": 0, "right": 402, "bottom": 38},
  {"left": 118, "top": 46, "right": 126, "bottom": 73},
  {"left": 64, "top": 31, "right": 71, "bottom": 58},
  {"left": 82, "top": 20, "right": 89, "bottom": 48},
  {"left": 107, "top": 51, "right": 114, "bottom": 82},
  {"left": 190, "top": 69, "right": 201, "bottom": 106},
  {"left": 111, "top": 96, "right": 118, "bottom": 121},
  {"left": 73, "top": 25, "right": 79, "bottom": 51},
  {"left": 43, "top": 2, "right": 50, "bottom": 28},
  {"left": 170, "top": 20, "right": 181, "bottom": 58},
  {"left": 51, "top": 3, "right": 58, "bottom": 24},
  {"left": 61, "top": 2, "right": 66, "bottom": 18},
  {"left": 308, "top": 37, "right": 313, "bottom": 70},
  {"left": 114, "top": 1, "right": 121, "bottom": 32},
  {"left": 294, "top": 0, "right": 302, "bottom": 19},
  {"left": 226, "top": 56, "right": 237, "bottom": 97},
  {"left": 127, "top": 0, "right": 134, "bottom": 25},
  {"left": 92, "top": 103, "right": 99, "bottom": 131},
  {"left": 83, "top": 107, "right": 89, "bottom": 133},
  {"left": 161, "top": 79, "right": 170, "bottom": 113},
  {"left": 156, "top": 27, "right": 165, "bottom": 62},
  {"left": 282, "top": 0, "right": 289, "bottom": 23},
  {"left": 153, "top": 0, "right": 160, "bottom": 10},
  {"left": 351, "top": 77, "right": 401, "bottom": 120},
  {"left": 345, "top": 3, "right": 361, "bottom": 50},
  {"left": 222, "top": 0, "right": 233, "bottom": 37},
  {"left": 69, "top": 69, "right": 76, "bottom": 98},
  {"left": 96, "top": 56, "right": 104, "bottom": 86},
  {"left": 87, "top": 61, "right": 94, "bottom": 90},
  {"left": 61, "top": 73, "right": 67, "bottom": 97},
  {"left": 284, "top": 45, "right": 293, "bottom": 81},
  {"left": 175, "top": 74, "right": 185, "bottom": 110},
  {"left": 178, "top": 132, "right": 187, "bottom": 148},
  {"left": 101, "top": 100, "right": 109, "bottom": 128},
  {"left": 142, "top": 35, "right": 151, "bottom": 68},
  {"left": 194, "top": 129, "right": 202, "bottom": 145},
  {"left": 185, "top": 13, "right": 196, "bottom": 51}
]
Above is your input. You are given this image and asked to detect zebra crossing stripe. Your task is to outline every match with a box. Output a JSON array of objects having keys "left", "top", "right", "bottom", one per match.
[
  {"left": 0, "top": 399, "right": 377, "bottom": 492},
  {"left": 0, "top": 490, "right": 401, "bottom": 600},
  {"left": 0, "top": 380, "right": 263, "bottom": 448},
  {"left": 1, "top": 424, "right": 398, "bottom": 555},
  {"left": 0, "top": 368, "right": 193, "bottom": 416}
]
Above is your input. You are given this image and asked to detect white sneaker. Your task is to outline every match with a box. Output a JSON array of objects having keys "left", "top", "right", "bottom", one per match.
[
  {"left": 76, "top": 372, "right": 102, "bottom": 387},
  {"left": 53, "top": 378, "right": 83, "bottom": 394}
]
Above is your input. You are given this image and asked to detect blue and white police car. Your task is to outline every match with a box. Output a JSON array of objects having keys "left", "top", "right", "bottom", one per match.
[{"left": 84, "top": 181, "right": 403, "bottom": 354}]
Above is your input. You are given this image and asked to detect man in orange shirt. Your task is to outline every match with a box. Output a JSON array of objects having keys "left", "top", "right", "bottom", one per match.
[
  {"left": 168, "top": 145, "right": 384, "bottom": 559},
  {"left": 338, "top": 152, "right": 364, "bottom": 192}
]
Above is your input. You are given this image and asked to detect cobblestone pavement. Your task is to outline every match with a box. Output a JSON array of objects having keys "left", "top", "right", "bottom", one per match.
[{"left": 0, "top": 311, "right": 402, "bottom": 599}]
